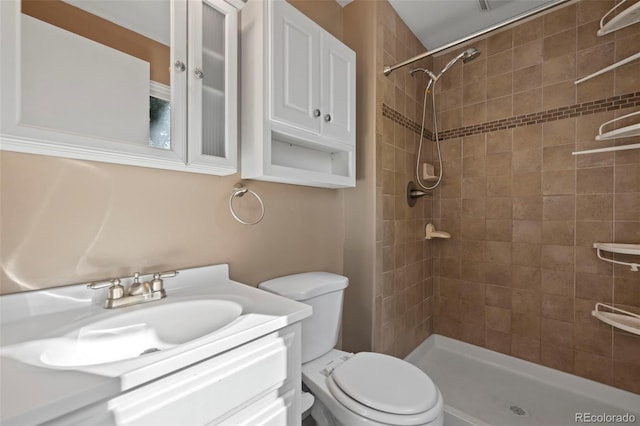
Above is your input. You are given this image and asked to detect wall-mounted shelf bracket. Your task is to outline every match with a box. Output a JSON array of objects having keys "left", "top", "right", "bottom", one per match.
[
  {"left": 573, "top": 143, "right": 640, "bottom": 156},
  {"left": 593, "top": 243, "right": 640, "bottom": 272},
  {"left": 574, "top": 52, "right": 640, "bottom": 85}
]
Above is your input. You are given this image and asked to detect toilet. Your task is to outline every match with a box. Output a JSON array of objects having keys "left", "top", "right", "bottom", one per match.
[{"left": 259, "top": 272, "right": 444, "bottom": 426}]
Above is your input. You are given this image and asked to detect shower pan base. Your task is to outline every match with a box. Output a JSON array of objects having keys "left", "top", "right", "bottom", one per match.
[{"left": 406, "top": 335, "right": 640, "bottom": 426}]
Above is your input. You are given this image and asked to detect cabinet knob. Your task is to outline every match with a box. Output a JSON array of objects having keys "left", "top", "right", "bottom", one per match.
[
  {"left": 324, "top": 114, "right": 332, "bottom": 122},
  {"left": 314, "top": 109, "right": 321, "bottom": 118},
  {"left": 174, "top": 60, "right": 186, "bottom": 72},
  {"left": 194, "top": 68, "right": 204, "bottom": 79}
]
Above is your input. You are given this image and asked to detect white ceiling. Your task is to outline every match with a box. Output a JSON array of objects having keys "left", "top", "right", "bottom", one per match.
[{"left": 387, "top": 0, "right": 564, "bottom": 50}]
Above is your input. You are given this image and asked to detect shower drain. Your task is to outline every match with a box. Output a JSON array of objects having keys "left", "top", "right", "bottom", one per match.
[{"left": 508, "top": 404, "right": 530, "bottom": 417}]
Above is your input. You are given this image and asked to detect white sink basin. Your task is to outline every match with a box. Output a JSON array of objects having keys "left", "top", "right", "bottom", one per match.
[{"left": 5, "top": 299, "right": 242, "bottom": 368}]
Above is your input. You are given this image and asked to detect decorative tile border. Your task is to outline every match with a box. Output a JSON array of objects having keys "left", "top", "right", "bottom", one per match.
[
  {"left": 383, "top": 91, "right": 640, "bottom": 141},
  {"left": 381, "top": 104, "right": 433, "bottom": 140}
]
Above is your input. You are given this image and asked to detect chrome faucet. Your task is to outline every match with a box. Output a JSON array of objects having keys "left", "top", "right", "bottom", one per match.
[{"left": 87, "top": 271, "right": 178, "bottom": 309}]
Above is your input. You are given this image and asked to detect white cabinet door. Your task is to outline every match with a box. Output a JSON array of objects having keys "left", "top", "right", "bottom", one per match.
[
  {"left": 240, "top": 0, "right": 356, "bottom": 188},
  {"left": 271, "top": 0, "right": 321, "bottom": 135},
  {"left": 187, "top": 0, "right": 238, "bottom": 174},
  {"left": 103, "top": 329, "right": 297, "bottom": 426},
  {"left": 321, "top": 36, "right": 355, "bottom": 145},
  {"left": 1, "top": 0, "right": 241, "bottom": 176}
]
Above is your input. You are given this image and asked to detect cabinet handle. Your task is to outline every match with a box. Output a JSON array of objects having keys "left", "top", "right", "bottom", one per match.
[
  {"left": 174, "top": 60, "right": 186, "bottom": 72},
  {"left": 324, "top": 114, "right": 332, "bottom": 122},
  {"left": 194, "top": 68, "right": 204, "bottom": 79},
  {"left": 314, "top": 109, "right": 321, "bottom": 118}
]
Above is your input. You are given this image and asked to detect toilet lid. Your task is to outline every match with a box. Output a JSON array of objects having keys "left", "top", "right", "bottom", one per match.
[{"left": 331, "top": 352, "right": 439, "bottom": 415}]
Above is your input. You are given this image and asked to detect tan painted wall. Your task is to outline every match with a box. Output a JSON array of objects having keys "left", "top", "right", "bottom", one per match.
[
  {"left": 288, "top": 0, "right": 344, "bottom": 40},
  {"left": 0, "top": 1, "right": 346, "bottom": 294},
  {"left": 341, "top": 0, "right": 377, "bottom": 353}
]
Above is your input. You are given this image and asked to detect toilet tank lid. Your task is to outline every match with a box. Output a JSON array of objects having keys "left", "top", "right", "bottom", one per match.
[{"left": 258, "top": 272, "right": 348, "bottom": 300}]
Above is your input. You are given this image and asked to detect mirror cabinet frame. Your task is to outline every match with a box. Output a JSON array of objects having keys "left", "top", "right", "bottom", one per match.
[{"left": 0, "top": 0, "right": 240, "bottom": 176}]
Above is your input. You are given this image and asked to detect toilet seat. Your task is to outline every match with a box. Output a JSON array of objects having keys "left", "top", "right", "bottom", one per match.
[{"left": 326, "top": 352, "right": 442, "bottom": 425}]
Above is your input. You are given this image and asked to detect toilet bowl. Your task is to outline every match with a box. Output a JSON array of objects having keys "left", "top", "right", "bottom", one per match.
[
  {"left": 259, "top": 272, "right": 444, "bottom": 426},
  {"left": 304, "top": 349, "right": 443, "bottom": 426}
]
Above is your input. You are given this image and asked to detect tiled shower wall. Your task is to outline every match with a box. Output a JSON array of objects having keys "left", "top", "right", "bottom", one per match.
[
  {"left": 428, "top": 0, "right": 640, "bottom": 393},
  {"left": 373, "top": 1, "right": 437, "bottom": 358}
]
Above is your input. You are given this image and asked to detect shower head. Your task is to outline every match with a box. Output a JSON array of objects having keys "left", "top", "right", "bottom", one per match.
[
  {"left": 409, "top": 46, "right": 481, "bottom": 93},
  {"left": 462, "top": 47, "right": 481, "bottom": 63},
  {"left": 440, "top": 46, "right": 481, "bottom": 75}
]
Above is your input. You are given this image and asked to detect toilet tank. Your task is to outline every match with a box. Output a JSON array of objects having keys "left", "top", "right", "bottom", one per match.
[{"left": 259, "top": 272, "right": 348, "bottom": 363}]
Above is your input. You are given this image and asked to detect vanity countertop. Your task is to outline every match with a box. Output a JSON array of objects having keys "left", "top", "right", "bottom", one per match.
[{"left": 0, "top": 264, "right": 312, "bottom": 425}]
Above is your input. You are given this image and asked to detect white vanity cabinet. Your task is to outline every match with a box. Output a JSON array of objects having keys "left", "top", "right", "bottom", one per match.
[
  {"left": 241, "top": 0, "right": 356, "bottom": 188},
  {"left": 1, "top": 264, "right": 311, "bottom": 426},
  {"left": 46, "top": 324, "right": 302, "bottom": 426},
  {"left": 0, "top": 0, "right": 241, "bottom": 176},
  {"left": 111, "top": 325, "right": 299, "bottom": 426}
]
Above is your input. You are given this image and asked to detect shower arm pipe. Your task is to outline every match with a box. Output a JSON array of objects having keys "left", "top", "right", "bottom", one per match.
[{"left": 383, "top": 0, "right": 571, "bottom": 76}]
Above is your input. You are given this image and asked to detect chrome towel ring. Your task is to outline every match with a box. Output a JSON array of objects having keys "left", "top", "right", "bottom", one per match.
[{"left": 228, "top": 184, "right": 265, "bottom": 225}]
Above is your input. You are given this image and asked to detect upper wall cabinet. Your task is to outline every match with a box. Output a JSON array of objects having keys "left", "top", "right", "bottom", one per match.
[
  {"left": 0, "top": 0, "right": 243, "bottom": 176},
  {"left": 241, "top": 0, "right": 356, "bottom": 188}
]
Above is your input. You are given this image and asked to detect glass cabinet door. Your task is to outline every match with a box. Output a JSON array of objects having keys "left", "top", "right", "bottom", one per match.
[{"left": 187, "top": 0, "right": 238, "bottom": 173}]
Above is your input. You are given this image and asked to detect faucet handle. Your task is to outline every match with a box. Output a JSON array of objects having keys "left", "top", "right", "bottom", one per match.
[
  {"left": 107, "top": 278, "right": 125, "bottom": 299},
  {"left": 150, "top": 270, "right": 178, "bottom": 292},
  {"left": 87, "top": 278, "right": 125, "bottom": 299}
]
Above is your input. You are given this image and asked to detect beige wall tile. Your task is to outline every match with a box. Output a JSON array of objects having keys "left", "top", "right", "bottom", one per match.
[
  {"left": 575, "top": 350, "right": 612, "bottom": 384},
  {"left": 408, "top": 0, "right": 638, "bottom": 391},
  {"left": 513, "top": 17, "right": 543, "bottom": 46},
  {"left": 541, "top": 269, "right": 574, "bottom": 297},
  {"left": 543, "top": 29, "right": 577, "bottom": 60},
  {"left": 486, "top": 49, "right": 513, "bottom": 77},
  {"left": 543, "top": 54, "right": 576, "bottom": 85},
  {"left": 513, "top": 89, "right": 543, "bottom": 117},
  {"left": 575, "top": 272, "right": 612, "bottom": 302},
  {"left": 487, "top": 30, "right": 513, "bottom": 56},
  {"left": 463, "top": 82, "right": 487, "bottom": 106},
  {"left": 577, "top": 0, "right": 615, "bottom": 25},
  {"left": 486, "top": 96, "right": 513, "bottom": 121},
  {"left": 513, "top": 39, "right": 543, "bottom": 70},
  {"left": 542, "top": 81, "right": 576, "bottom": 110},
  {"left": 512, "top": 335, "right": 541, "bottom": 363},
  {"left": 512, "top": 312, "right": 541, "bottom": 339},
  {"left": 542, "top": 343, "right": 574, "bottom": 372},
  {"left": 513, "top": 65, "right": 543, "bottom": 93},
  {"left": 577, "top": 20, "right": 615, "bottom": 50},
  {"left": 543, "top": 3, "right": 576, "bottom": 37}
]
